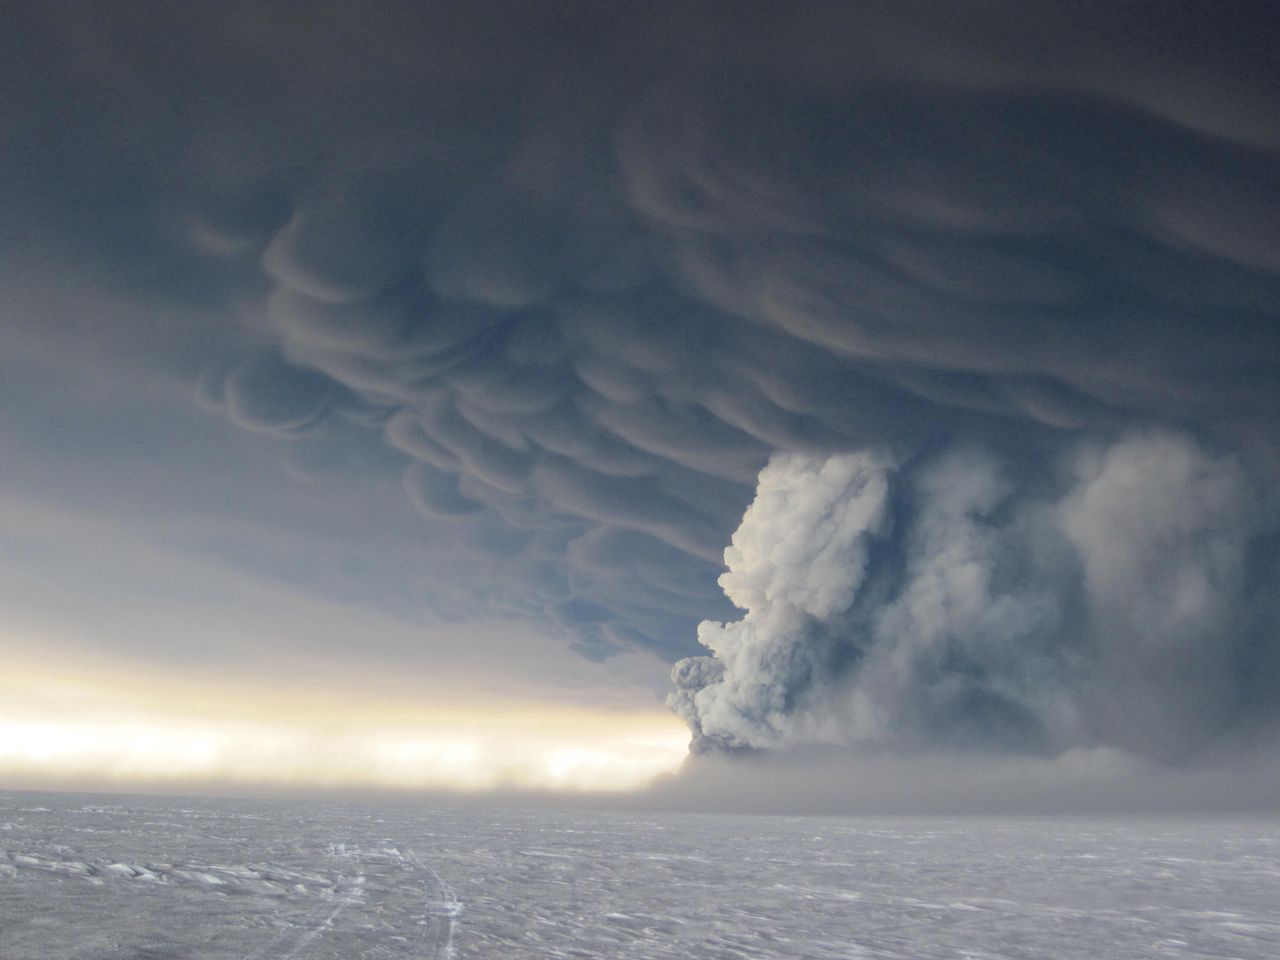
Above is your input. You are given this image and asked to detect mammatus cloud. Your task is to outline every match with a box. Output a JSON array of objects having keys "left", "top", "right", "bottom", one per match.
[
  {"left": 672, "top": 434, "right": 1278, "bottom": 762},
  {"left": 220, "top": 24, "right": 1280, "bottom": 672}
]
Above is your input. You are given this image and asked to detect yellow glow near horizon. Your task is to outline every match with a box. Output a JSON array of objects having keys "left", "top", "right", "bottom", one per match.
[
  {"left": 0, "top": 715, "right": 687, "bottom": 792},
  {"left": 0, "top": 658, "right": 690, "bottom": 794}
]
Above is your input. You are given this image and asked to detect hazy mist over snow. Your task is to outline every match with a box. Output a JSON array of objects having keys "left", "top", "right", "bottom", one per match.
[{"left": 2, "top": 1, "right": 1280, "bottom": 804}]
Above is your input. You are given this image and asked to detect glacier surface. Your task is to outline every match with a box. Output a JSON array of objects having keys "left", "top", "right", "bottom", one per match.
[{"left": 2, "top": 791, "right": 1278, "bottom": 959}]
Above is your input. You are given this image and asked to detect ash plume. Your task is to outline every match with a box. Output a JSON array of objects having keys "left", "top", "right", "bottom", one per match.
[{"left": 672, "top": 435, "right": 1279, "bottom": 761}]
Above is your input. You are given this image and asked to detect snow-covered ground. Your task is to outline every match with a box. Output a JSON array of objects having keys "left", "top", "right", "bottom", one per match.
[{"left": 2, "top": 791, "right": 1277, "bottom": 959}]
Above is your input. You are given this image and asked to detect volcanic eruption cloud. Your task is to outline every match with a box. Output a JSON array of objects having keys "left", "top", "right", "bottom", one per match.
[
  {"left": 671, "top": 436, "right": 1275, "bottom": 763},
  {"left": 7, "top": 2, "right": 1280, "bottom": 779}
]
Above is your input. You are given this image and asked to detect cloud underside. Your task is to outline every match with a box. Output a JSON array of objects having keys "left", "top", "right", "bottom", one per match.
[{"left": 5, "top": 2, "right": 1279, "bottom": 762}]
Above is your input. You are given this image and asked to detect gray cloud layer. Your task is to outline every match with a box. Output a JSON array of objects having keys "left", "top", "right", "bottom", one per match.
[{"left": 3, "top": 2, "right": 1279, "bottom": 765}]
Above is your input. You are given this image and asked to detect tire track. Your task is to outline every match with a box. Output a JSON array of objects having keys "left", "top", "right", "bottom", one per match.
[
  {"left": 245, "top": 847, "right": 366, "bottom": 960},
  {"left": 394, "top": 846, "right": 462, "bottom": 960}
]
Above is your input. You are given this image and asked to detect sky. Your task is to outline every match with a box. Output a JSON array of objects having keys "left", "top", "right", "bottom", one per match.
[{"left": 2, "top": 1, "right": 1279, "bottom": 812}]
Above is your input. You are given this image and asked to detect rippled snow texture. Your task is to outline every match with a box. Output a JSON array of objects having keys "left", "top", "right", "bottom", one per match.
[{"left": 2, "top": 792, "right": 1278, "bottom": 959}]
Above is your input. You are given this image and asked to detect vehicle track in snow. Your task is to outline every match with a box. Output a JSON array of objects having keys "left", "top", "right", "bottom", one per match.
[
  {"left": 244, "top": 845, "right": 367, "bottom": 960},
  {"left": 388, "top": 845, "right": 462, "bottom": 959},
  {"left": 3, "top": 836, "right": 462, "bottom": 958}
]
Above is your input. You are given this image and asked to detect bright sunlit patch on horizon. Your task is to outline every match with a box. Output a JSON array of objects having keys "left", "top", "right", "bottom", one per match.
[
  {"left": 0, "top": 713, "right": 688, "bottom": 793},
  {"left": 0, "top": 658, "right": 689, "bottom": 794}
]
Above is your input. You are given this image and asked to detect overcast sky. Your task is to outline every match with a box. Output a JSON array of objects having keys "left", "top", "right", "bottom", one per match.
[{"left": 2, "top": 2, "right": 1279, "bottom": 811}]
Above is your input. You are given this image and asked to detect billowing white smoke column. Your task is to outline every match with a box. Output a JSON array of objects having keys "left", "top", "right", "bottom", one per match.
[
  {"left": 671, "top": 433, "right": 1269, "bottom": 760},
  {"left": 670, "top": 452, "right": 896, "bottom": 750}
]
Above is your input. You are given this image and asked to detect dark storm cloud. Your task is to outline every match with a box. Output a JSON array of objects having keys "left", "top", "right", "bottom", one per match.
[{"left": 4, "top": 2, "right": 1279, "bottom": 764}]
